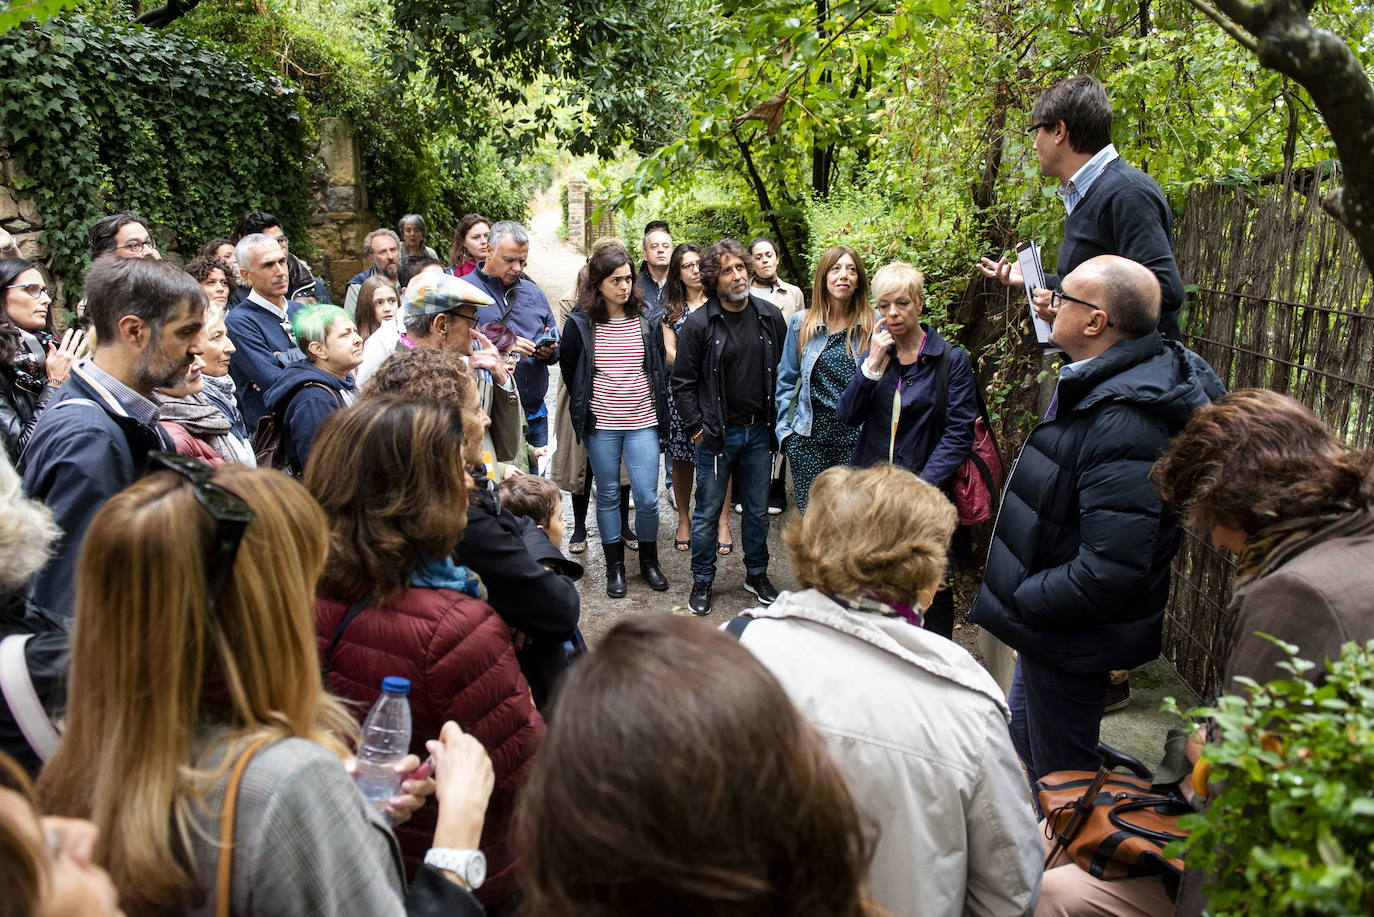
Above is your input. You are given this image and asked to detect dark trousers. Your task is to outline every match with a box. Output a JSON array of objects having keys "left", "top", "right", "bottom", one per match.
[
  {"left": 691, "top": 421, "right": 771, "bottom": 580},
  {"left": 1008, "top": 656, "right": 1108, "bottom": 781}
]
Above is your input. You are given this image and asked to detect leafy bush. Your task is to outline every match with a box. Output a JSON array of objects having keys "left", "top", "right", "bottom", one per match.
[
  {"left": 1167, "top": 639, "right": 1374, "bottom": 915},
  {"left": 0, "top": 16, "right": 311, "bottom": 291}
]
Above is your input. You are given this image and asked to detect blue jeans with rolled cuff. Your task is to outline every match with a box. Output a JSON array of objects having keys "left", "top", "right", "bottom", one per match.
[{"left": 691, "top": 420, "right": 771, "bottom": 581}]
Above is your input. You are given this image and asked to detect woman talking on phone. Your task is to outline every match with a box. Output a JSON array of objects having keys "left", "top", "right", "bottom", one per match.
[{"left": 837, "top": 262, "right": 976, "bottom": 638}]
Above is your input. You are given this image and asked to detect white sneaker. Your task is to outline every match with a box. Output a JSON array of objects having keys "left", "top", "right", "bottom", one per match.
[{"left": 733, "top": 503, "right": 743, "bottom": 514}]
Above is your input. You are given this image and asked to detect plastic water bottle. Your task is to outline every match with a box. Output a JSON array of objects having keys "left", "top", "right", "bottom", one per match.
[{"left": 353, "top": 676, "right": 413, "bottom": 812}]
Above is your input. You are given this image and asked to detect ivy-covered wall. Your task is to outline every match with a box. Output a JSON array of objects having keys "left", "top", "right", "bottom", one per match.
[{"left": 0, "top": 16, "right": 313, "bottom": 294}]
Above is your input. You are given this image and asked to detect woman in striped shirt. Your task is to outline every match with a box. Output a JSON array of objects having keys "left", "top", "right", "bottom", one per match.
[{"left": 559, "top": 245, "right": 670, "bottom": 598}]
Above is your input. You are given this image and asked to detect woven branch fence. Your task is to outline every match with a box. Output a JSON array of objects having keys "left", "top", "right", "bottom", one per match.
[{"left": 1169, "top": 164, "right": 1374, "bottom": 699}]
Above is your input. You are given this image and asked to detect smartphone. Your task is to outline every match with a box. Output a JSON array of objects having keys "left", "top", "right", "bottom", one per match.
[{"left": 534, "top": 331, "right": 558, "bottom": 349}]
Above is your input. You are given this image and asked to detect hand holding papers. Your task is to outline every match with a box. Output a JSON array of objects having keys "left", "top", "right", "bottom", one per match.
[{"left": 1016, "top": 241, "right": 1055, "bottom": 349}]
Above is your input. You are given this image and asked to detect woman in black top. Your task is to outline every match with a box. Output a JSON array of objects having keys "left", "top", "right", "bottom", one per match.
[{"left": 0, "top": 259, "right": 85, "bottom": 462}]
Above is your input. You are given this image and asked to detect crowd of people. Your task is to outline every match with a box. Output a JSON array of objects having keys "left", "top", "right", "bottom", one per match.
[{"left": 0, "top": 72, "right": 1370, "bottom": 917}]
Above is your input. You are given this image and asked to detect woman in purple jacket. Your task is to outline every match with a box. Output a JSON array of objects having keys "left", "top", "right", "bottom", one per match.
[{"left": 837, "top": 262, "right": 976, "bottom": 637}]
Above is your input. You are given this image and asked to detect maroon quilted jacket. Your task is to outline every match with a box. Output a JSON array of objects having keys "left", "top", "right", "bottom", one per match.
[{"left": 316, "top": 587, "right": 545, "bottom": 907}]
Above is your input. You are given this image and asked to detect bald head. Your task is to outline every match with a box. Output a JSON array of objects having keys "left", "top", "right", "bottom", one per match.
[{"left": 1073, "top": 255, "right": 1160, "bottom": 338}]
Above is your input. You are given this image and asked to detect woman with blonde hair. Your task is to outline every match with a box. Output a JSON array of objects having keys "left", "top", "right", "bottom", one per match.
[
  {"left": 38, "top": 458, "right": 493, "bottom": 916},
  {"left": 734, "top": 464, "right": 1042, "bottom": 917},
  {"left": 775, "top": 245, "right": 875, "bottom": 510},
  {"left": 837, "top": 261, "right": 977, "bottom": 637},
  {"left": 154, "top": 301, "right": 257, "bottom": 466}
]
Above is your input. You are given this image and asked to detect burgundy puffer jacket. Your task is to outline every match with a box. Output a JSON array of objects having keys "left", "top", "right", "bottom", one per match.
[{"left": 316, "top": 587, "right": 544, "bottom": 907}]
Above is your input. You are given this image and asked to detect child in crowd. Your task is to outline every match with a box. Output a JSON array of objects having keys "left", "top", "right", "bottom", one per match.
[{"left": 498, "top": 473, "right": 581, "bottom": 580}]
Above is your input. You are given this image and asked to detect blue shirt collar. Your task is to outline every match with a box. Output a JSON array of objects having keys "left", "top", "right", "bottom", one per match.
[
  {"left": 75, "top": 361, "right": 160, "bottom": 426},
  {"left": 1057, "top": 143, "right": 1119, "bottom": 214}
]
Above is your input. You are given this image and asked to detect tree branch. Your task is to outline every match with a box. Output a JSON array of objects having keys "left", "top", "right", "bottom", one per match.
[{"left": 1183, "top": 0, "right": 1258, "bottom": 52}]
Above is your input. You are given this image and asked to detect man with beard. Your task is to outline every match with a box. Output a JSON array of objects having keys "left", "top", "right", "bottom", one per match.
[
  {"left": 344, "top": 228, "right": 402, "bottom": 316},
  {"left": 20, "top": 257, "right": 205, "bottom": 614},
  {"left": 672, "top": 239, "right": 787, "bottom": 614}
]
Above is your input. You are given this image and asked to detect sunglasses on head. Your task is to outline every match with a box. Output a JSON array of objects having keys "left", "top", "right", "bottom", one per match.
[{"left": 149, "top": 452, "right": 254, "bottom": 608}]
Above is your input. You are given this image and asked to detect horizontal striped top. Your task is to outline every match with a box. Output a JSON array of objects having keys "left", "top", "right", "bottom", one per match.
[{"left": 591, "top": 316, "right": 657, "bottom": 430}]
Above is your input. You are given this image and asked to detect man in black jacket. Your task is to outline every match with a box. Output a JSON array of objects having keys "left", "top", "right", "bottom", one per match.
[
  {"left": 969, "top": 256, "right": 1223, "bottom": 780},
  {"left": 672, "top": 239, "right": 787, "bottom": 615},
  {"left": 979, "top": 75, "right": 1186, "bottom": 340}
]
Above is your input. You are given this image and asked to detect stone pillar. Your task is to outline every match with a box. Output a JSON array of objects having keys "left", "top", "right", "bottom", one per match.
[
  {"left": 566, "top": 177, "right": 588, "bottom": 252},
  {"left": 310, "top": 117, "right": 378, "bottom": 299}
]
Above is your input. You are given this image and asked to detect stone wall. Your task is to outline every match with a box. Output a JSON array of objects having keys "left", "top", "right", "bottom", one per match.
[{"left": 306, "top": 118, "right": 379, "bottom": 299}]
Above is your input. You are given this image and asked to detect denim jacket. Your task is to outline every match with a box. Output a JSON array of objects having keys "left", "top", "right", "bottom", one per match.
[{"left": 775, "top": 311, "right": 865, "bottom": 446}]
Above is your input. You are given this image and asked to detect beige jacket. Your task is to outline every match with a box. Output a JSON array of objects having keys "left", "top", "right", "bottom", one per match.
[
  {"left": 735, "top": 590, "right": 1041, "bottom": 917},
  {"left": 751, "top": 278, "right": 806, "bottom": 323}
]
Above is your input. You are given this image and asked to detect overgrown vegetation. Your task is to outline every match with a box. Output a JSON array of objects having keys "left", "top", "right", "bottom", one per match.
[
  {"left": 1166, "top": 639, "right": 1374, "bottom": 914},
  {"left": 0, "top": 15, "right": 311, "bottom": 288}
]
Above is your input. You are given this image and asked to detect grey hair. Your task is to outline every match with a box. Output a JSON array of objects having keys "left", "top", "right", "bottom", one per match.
[
  {"left": 487, "top": 220, "right": 530, "bottom": 249},
  {"left": 403, "top": 311, "right": 440, "bottom": 339},
  {"left": 398, "top": 214, "right": 426, "bottom": 233},
  {"left": 235, "top": 233, "right": 280, "bottom": 270},
  {"left": 0, "top": 453, "right": 59, "bottom": 592},
  {"left": 364, "top": 228, "right": 401, "bottom": 257}
]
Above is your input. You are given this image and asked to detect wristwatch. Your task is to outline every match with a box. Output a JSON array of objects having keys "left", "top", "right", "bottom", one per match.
[{"left": 424, "top": 848, "right": 486, "bottom": 890}]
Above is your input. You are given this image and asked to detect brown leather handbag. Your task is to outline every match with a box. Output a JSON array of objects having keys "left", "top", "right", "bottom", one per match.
[
  {"left": 215, "top": 736, "right": 273, "bottom": 917},
  {"left": 1035, "top": 768, "right": 1191, "bottom": 883}
]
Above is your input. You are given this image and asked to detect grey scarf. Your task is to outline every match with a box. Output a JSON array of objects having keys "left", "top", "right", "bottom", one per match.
[{"left": 153, "top": 391, "right": 237, "bottom": 463}]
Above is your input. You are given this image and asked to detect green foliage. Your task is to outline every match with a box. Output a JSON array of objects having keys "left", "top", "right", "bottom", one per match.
[
  {"left": 0, "top": 15, "right": 310, "bottom": 290},
  {"left": 1165, "top": 639, "right": 1374, "bottom": 915},
  {"left": 174, "top": 0, "right": 531, "bottom": 250},
  {"left": 661, "top": 180, "right": 756, "bottom": 249},
  {"left": 0, "top": 0, "right": 82, "bottom": 34},
  {"left": 391, "top": 0, "right": 712, "bottom": 156}
]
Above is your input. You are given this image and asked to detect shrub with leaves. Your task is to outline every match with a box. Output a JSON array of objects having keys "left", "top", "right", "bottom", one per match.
[{"left": 1167, "top": 638, "right": 1374, "bottom": 915}]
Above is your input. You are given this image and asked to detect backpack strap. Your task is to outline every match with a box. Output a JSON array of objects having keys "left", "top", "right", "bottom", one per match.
[
  {"left": 322, "top": 591, "right": 375, "bottom": 678},
  {"left": 215, "top": 735, "right": 274, "bottom": 917},
  {"left": 0, "top": 634, "right": 60, "bottom": 762}
]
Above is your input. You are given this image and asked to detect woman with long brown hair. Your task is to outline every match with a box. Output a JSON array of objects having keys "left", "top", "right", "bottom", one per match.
[
  {"left": 559, "top": 244, "right": 670, "bottom": 597},
  {"left": 515, "top": 614, "right": 875, "bottom": 917},
  {"left": 307, "top": 395, "right": 543, "bottom": 909},
  {"left": 38, "top": 458, "right": 492, "bottom": 916},
  {"left": 775, "top": 245, "right": 875, "bottom": 510},
  {"left": 449, "top": 214, "right": 492, "bottom": 278}
]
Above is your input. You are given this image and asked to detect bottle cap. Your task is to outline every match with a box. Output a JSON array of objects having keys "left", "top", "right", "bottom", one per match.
[{"left": 381, "top": 676, "right": 411, "bottom": 695}]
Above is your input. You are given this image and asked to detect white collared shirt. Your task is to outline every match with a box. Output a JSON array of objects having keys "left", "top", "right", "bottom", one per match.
[{"left": 1058, "top": 143, "right": 1119, "bottom": 215}]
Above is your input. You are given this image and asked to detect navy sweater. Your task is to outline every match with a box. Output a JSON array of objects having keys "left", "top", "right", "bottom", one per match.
[
  {"left": 1045, "top": 158, "right": 1185, "bottom": 335},
  {"left": 225, "top": 298, "right": 306, "bottom": 429}
]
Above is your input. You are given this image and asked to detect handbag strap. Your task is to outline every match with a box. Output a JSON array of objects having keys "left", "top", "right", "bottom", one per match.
[
  {"left": 323, "top": 592, "right": 375, "bottom": 678},
  {"left": 216, "top": 735, "right": 273, "bottom": 917},
  {"left": 0, "top": 634, "right": 60, "bottom": 762}
]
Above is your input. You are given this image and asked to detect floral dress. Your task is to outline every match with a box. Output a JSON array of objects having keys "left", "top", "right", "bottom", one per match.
[
  {"left": 785, "top": 330, "right": 862, "bottom": 510},
  {"left": 664, "top": 308, "right": 698, "bottom": 463}
]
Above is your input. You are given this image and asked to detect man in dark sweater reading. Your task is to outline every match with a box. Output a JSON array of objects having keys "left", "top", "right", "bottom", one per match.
[{"left": 979, "top": 75, "right": 1185, "bottom": 340}]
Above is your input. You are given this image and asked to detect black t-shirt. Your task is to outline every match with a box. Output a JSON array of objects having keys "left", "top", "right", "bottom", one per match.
[{"left": 719, "top": 305, "right": 767, "bottom": 420}]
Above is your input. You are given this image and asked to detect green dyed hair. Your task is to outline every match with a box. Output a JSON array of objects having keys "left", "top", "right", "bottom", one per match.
[{"left": 292, "top": 304, "right": 351, "bottom": 362}]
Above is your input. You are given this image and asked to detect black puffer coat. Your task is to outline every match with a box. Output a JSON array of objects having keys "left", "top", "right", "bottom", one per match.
[{"left": 968, "top": 332, "right": 1224, "bottom": 674}]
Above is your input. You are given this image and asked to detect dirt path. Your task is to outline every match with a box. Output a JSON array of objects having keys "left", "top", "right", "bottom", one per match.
[{"left": 523, "top": 186, "right": 584, "bottom": 309}]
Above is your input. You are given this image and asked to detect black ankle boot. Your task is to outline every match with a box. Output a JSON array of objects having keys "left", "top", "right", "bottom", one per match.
[
  {"left": 638, "top": 541, "right": 669, "bottom": 591},
  {"left": 604, "top": 541, "right": 627, "bottom": 598}
]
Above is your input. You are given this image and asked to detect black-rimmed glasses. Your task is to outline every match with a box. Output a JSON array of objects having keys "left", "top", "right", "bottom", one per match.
[
  {"left": 1052, "top": 288, "right": 1115, "bottom": 327},
  {"left": 149, "top": 452, "right": 254, "bottom": 608},
  {"left": 1027, "top": 121, "right": 1053, "bottom": 134}
]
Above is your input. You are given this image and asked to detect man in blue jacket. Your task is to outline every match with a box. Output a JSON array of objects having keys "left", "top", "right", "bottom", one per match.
[
  {"left": 462, "top": 220, "right": 559, "bottom": 462},
  {"left": 226, "top": 233, "right": 308, "bottom": 429},
  {"left": 20, "top": 258, "right": 206, "bottom": 615},
  {"left": 969, "top": 256, "right": 1224, "bottom": 780}
]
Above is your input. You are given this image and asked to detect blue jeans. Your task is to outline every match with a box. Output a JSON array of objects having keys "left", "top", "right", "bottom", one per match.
[
  {"left": 1008, "top": 657, "right": 1108, "bottom": 784},
  {"left": 585, "top": 426, "right": 660, "bottom": 545},
  {"left": 525, "top": 411, "right": 549, "bottom": 473},
  {"left": 691, "top": 421, "right": 771, "bottom": 580}
]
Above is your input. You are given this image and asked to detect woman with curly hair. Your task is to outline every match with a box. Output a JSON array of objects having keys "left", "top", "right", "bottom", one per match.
[{"left": 734, "top": 463, "right": 1042, "bottom": 916}]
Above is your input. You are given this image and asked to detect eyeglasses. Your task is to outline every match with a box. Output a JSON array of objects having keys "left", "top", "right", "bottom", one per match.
[
  {"left": 1027, "top": 121, "right": 1053, "bottom": 134},
  {"left": 1052, "top": 288, "right": 1115, "bottom": 327},
  {"left": 5, "top": 283, "right": 50, "bottom": 300},
  {"left": 115, "top": 238, "right": 158, "bottom": 254},
  {"left": 149, "top": 452, "right": 254, "bottom": 609},
  {"left": 268, "top": 235, "right": 289, "bottom": 247}
]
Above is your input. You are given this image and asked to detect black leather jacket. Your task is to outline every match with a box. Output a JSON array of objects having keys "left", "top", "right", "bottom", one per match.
[
  {"left": 0, "top": 590, "right": 69, "bottom": 777},
  {"left": 558, "top": 308, "right": 669, "bottom": 443},
  {"left": 0, "top": 360, "right": 56, "bottom": 463}
]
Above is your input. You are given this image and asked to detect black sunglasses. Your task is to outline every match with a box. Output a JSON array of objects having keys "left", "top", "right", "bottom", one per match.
[{"left": 149, "top": 452, "right": 254, "bottom": 608}]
